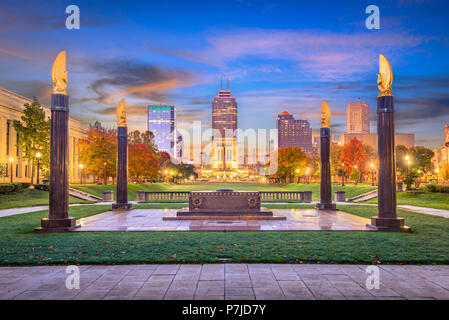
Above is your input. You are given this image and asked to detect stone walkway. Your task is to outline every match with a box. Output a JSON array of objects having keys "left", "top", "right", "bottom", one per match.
[
  {"left": 75, "top": 208, "right": 373, "bottom": 231},
  {"left": 1, "top": 202, "right": 448, "bottom": 220},
  {"left": 1, "top": 264, "right": 448, "bottom": 300}
]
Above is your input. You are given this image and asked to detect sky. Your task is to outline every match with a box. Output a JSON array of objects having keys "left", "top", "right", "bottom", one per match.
[{"left": 0, "top": 0, "right": 448, "bottom": 149}]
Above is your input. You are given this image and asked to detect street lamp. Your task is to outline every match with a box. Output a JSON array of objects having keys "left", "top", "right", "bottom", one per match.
[
  {"left": 405, "top": 155, "right": 411, "bottom": 174},
  {"left": 9, "top": 157, "right": 14, "bottom": 183},
  {"left": 103, "top": 162, "right": 107, "bottom": 185},
  {"left": 435, "top": 168, "right": 440, "bottom": 185},
  {"left": 79, "top": 164, "right": 84, "bottom": 185},
  {"left": 370, "top": 162, "right": 375, "bottom": 186},
  {"left": 306, "top": 167, "right": 310, "bottom": 184},
  {"left": 36, "top": 152, "right": 41, "bottom": 184},
  {"left": 296, "top": 168, "right": 300, "bottom": 183}
]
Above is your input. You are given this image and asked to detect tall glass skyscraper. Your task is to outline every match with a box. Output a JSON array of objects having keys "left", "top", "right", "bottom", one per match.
[{"left": 148, "top": 105, "right": 176, "bottom": 157}]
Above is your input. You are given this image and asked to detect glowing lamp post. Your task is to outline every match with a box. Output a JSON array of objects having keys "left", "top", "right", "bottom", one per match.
[
  {"left": 36, "top": 152, "right": 41, "bottom": 184},
  {"left": 435, "top": 168, "right": 440, "bottom": 185},
  {"left": 370, "top": 162, "right": 375, "bottom": 186},
  {"left": 296, "top": 168, "right": 300, "bottom": 183},
  {"left": 405, "top": 155, "right": 411, "bottom": 174},
  {"left": 79, "top": 164, "right": 84, "bottom": 185}
]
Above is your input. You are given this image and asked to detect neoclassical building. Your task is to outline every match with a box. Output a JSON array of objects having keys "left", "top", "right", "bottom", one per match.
[{"left": 0, "top": 87, "right": 86, "bottom": 184}]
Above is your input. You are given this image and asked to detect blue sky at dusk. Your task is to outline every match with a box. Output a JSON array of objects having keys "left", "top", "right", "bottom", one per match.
[{"left": 0, "top": 0, "right": 448, "bottom": 148}]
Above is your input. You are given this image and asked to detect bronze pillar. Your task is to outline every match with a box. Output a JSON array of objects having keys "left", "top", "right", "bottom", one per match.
[
  {"left": 112, "top": 126, "right": 132, "bottom": 210},
  {"left": 316, "top": 127, "right": 336, "bottom": 210},
  {"left": 35, "top": 94, "right": 76, "bottom": 232},
  {"left": 369, "top": 96, "right": 409, "bottom": 232}
]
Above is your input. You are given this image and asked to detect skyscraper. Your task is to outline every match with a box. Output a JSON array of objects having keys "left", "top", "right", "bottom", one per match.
[
  {"left": 346, "top": 100, "right": 370, "bottom": 134},
  {"left": 277, "top": 111, "right": 313, "bottom": 153},
  {"left": 147, "top": 105, "right": 176, "bottom": 157},
  {"left": 211, "top": 78, "right": 238, "bottom": 174}
]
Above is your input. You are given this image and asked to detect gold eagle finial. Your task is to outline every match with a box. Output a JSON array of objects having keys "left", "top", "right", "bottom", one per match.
[
  {"left": 51, "top": 51, "right": 68, "bottom": 95},
  {"left": 321, "top": 100, "right": 331, "bottom": 128},
  {"left": 377, "top": 54, "right": 393, "bottom": 97},
  {"left": 117, "top": 99, "right": 127, "bottom": 127}
]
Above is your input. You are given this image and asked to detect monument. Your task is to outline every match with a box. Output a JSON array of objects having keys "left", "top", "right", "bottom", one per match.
[
  {"left": 112, "top": 99, "right": 132, "bottom": 211},
  {"left": 316, "top": 101, "right": 337, "bottom": 210},
  {"left": 368, "top": 54, "right": 410, "bottom": 232},
  {"left": 165, "top": 189, "right": 285, "bottom": 221},
  {"left": 36, "top": 51, "right": 77, "bottom": 232}
]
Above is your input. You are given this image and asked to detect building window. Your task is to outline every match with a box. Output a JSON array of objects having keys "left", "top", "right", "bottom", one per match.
[
  {"left": 6, "top": 120, "right": 10, "bottom": 155},
  {"left": 16, "top": 133, "right": 20, "bottom": 156}
]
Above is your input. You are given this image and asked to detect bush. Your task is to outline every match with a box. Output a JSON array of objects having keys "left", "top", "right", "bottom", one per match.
[
  {"left": 0, "top": 183, "right": 24, "bottom": 194},
  {"left": 19, "top": 182, "right": 31, "bottom": 189},
  {"left": 425, "top": 184, "right": 449, "bottom": 193},
  {"left": 34, "top": 184, "right": 50, "bottom": 191}
]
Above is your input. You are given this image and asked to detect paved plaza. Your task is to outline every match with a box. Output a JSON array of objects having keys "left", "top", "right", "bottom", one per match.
[
  {"left": 1, "top": 264, "right": 449, "bottom": 300},
  {"left": 75, "top": 208, "right": 374, "bottom": 231}
]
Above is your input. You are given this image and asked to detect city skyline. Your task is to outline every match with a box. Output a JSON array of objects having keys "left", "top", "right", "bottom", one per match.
[{"left": 0, "top": 1, "right": 448, "bottom": 148}]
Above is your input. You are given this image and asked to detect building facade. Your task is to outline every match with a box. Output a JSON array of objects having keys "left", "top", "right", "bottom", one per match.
[
  {"left": 432, "top": 124, "right": 449, "bottom": 170},
  {"left": 147, "top": 105, "right": 176, "bottom": 158},
  {"left": 277, "top": 111, "right": 313, "bottom": 154},
  {"left": 346, "top": 100, "right": 370, "bottom": 134},
  {"left": 211, "top": 82, "right": 238, "bottom": 174},
  {"left": 0, "top": 87, "right": 86, "bottom": 184}
]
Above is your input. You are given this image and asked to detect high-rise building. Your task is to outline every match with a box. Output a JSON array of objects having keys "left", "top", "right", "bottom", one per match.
[
  {"left": 148, "top": 105, "right": 176, "bottom": 157},
  {"left": 346, "top": 100, "right": 370, "bottom": 134},
  {"left": 276, "top": 111, "right": 313, "bottom": 153},
  {"left": 211, "top": 79, "right": 238, "bottom": 174}
]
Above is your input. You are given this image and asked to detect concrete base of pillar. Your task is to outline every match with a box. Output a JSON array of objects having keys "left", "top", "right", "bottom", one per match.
[
  {"left": 35, "top": 217, "right": 78, "bottom": 233},
  {"left": 316, "top": 203, "right": 337, "bottom": 210},
  {"left": 368, "top": 216, "right": 411, "bottom": 232},
  {"left": 112, "top": 203, "right": 133, "bottom": 211}
]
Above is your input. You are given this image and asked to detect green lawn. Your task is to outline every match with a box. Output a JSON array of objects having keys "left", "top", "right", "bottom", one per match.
[
  {"left": 1, "top": 203, "right": 448, "bottom": 265},
  {"left": 0, "top": 189, "right": 94, "bottom": 210},
  {"left": 73, "top": 182, "right": 375, "bottom": 201},
  {"left": 364, "top": 192, "right": 449, "bottom": 210}
]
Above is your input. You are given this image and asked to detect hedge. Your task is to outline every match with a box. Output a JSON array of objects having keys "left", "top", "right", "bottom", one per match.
[
  {"left": 425, "top": 184, "right": 449, "bottom": 193},
  {"left": 0, "top": 183, "right": 25, "bottom": 195},
  {"left": 34, "top": 184, "right": 50, "bottom": 191}
]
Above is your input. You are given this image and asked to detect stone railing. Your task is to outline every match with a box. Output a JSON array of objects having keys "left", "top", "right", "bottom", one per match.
[
  {"left": 136, "top": 191, "right": 190, "bottom": 202},
  {"left": 258, "top": 191, "right": 312, "bottom": 202},
  {"left": 136, "top": 191, "right": 312, "bottom": 203}
]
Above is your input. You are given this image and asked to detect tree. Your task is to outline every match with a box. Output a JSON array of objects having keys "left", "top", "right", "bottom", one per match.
[
  {"left": 271, "top": 147, "right": 308, "bottom": 182},
  {"left": 441, "top": 164, "right": 449, "bottom": 181},
  {"left": 177, "top": 163, "right": 198, "bottom": 181},
  {"left": 340, "top": 138, "right": 368, "bottom": 181},
  {"left": 349, "top": 167, "right": 361, "bottom": 185},
  {"left": 395, "top": 145, "right": 409, "bottom": 174},
  {"left": 12, "top": 100, "right": 51, "bottom": 183},
  {"left": 77, "top": 127, "right": 117, "bottom": 183},
  {"left": 128, "top": 143, "right": 159, "bottom": 180},
  {"left": 409, "top": 146, "right": 434, "bottom": 173},
  {"left": 330, "top": 144, "right": 342, "bottom": 178}
]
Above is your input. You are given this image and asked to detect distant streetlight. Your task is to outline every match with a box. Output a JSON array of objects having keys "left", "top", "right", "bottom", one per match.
[
  {"left": 306, "top": 167, "right": 310, "bottom": 184},
  {"left": 36, "top": 152, "right": 42, "bottom": 184},
  {"left": 103, "top": 162, "right": 107, "bottom": 185},
  {"left": 435, "top": 168, "right": 440, "bottom": 185},
  {"left": 79, "top": 164, "right": 84, "bottom": 185},
  {"left": 370, "top": 162, "right": 375, "bottom": 186},
  {"left": 405, "top": 155, "right": 411, "bottom": 174},
  {"left": 295, "top": 168, "right": 300, "bottom": 183},
  {"left": 9, "top": 157, "right": 14, "bottom": 183}
]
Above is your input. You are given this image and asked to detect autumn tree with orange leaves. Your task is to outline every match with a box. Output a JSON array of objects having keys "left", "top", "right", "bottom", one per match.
[
  {"left": 340, "top": 138, "right": 368, "bottom": 182},
  {"left": 77, "top": 127, "right": 117, "bottom": 184}
]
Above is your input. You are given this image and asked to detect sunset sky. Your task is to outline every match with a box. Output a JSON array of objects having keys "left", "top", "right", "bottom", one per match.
[{"left": 0, "top": 0, "right": 448, "bottom": 148}]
